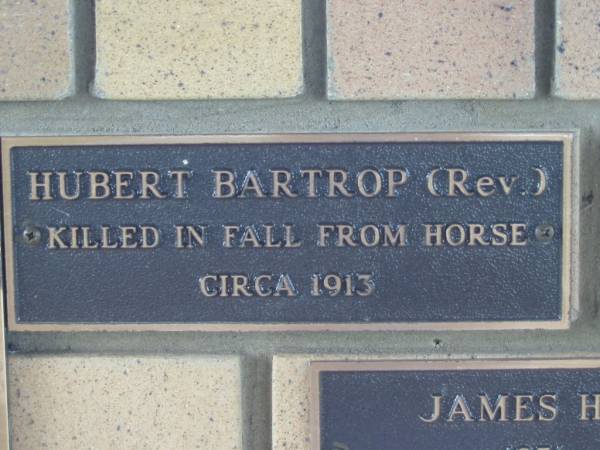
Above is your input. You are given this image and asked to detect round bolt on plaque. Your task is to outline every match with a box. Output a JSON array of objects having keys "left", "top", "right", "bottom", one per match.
[{"left": 535, "top": 224, "right": 555, "bottom": 242}]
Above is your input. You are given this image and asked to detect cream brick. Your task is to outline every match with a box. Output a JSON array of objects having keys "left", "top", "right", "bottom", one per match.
[
  {"left": 272, "top": 356, "right": 312, "bottom": 450},
  {"left": 93, "top": 0, "right": 303, "bottom": 99},
  {"left": 8, "top": 355, "right": 242, "bottom": 450},
  {"left": 0, "top": 0, "right": 73, "bottom": 100},
  {"left": 327, "top": 0, "right": 535, "bottom": 100},
  {"left": 554, "top": 0, "right": 600, "bottom": 99}
]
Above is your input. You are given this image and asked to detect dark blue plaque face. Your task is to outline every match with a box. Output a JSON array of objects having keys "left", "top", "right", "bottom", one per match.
[
  {"left": 1, "top": 134, "right": 575, "bottom": 331},
  {"left": 312, "top": 360, "right": 600, "bottom": 450}
]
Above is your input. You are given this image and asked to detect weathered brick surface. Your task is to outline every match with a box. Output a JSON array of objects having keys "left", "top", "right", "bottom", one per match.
[
  {"left": 8, "top": 355, "right": 242, "bottom": 450},
  {"left": 0, "top": 0, "right": 73, "bottom": 100},
  {"left": 93, "top": 0, "right": 303, "bottom": 100},
  {"left": 327, "top": 0, "right": 535, "bottom": 100},
  {"left": 554, "top": 0, "right": 600, "bottom": 99},
  {"left": 272, "top": 355, "right": 312, "bottom": 450}
]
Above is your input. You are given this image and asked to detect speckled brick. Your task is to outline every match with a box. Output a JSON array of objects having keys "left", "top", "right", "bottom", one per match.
[
  {"left": 8, "top": 355, "right": 242, "bottom": 450},
  {"left": 93, "top": 0, "right": 303, "bottom": 99},
  {"left": 553, "top": 0, "right": 600, "bottom": 99},
  {"left": 0, "top": 0, "right": 73, "bottom": 100},
  {"left": 272, "top": 356, "right": 313, "bottom": 450},
  {"left": 327, "top": 0, "right": 535, "bottom": 100}
]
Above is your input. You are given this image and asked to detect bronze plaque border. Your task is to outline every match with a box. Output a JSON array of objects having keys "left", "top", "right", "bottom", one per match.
[
  {"left": 1, "top": 132, "right": 577, "bottom": 332},
  {"left": 309, "top": 358, "right": 600, "bottom": 450}
]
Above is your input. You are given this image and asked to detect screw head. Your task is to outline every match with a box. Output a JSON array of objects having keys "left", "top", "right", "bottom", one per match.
[
  {"left": 535, "top": 224, "right": 555, "bottom": 242},
  {"left": 22, "top": 225, "right": 41, "bottom": 245}
]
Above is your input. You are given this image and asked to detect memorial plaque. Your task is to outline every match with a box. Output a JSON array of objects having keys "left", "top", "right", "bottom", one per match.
[
  {"left": 311, "top": 360, "right": 600, "bottom": 450},
  {"left": 1, "top": 133, "right": 576, "bottom": 331}
]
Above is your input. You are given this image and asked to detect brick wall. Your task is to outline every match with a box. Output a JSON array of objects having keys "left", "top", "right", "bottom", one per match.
[
  {"left": 0, "top": 1, "right": 599, "bottom": 449},
  {"left": 2, "top": 0, "right": 599, "bottom": 102}
]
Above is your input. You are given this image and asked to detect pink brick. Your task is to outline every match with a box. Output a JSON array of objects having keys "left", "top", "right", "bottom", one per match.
[
  {"left": 327, "top": 0, "right": 536, "bottom": 100},
  {"left": 554, "top": 0, "right": 600, "bottom": 99}
]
